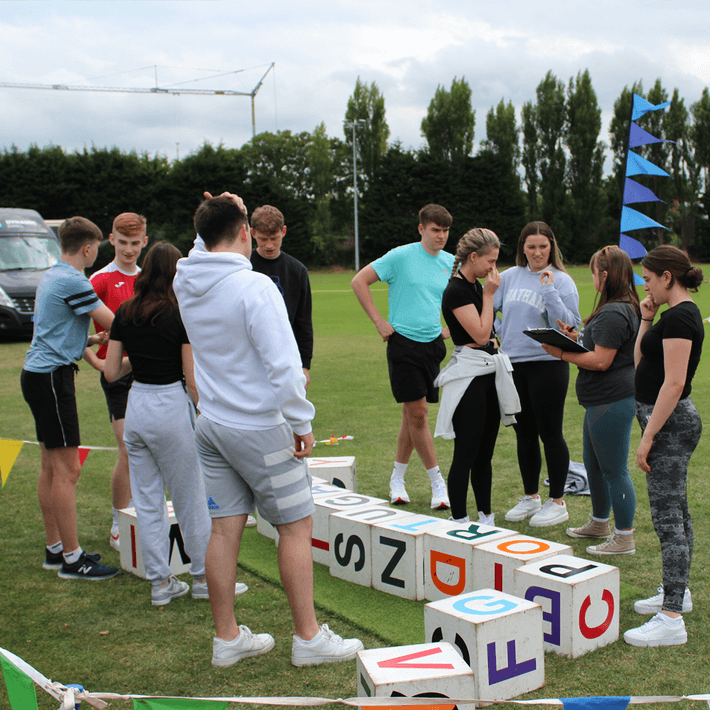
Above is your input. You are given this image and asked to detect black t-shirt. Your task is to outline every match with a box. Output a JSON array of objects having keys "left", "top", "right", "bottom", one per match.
[
  {"left": 635, "top": 300, "right": 704, "bottom": 404},
  {"left": 442, "top": 274, "right": 495, "bottom": 352},
  {"left": 110, "top": 305, "right": 189, "bottom": 385},
  {"left": 575, "top": 301, "right": 639, "bottom": 407}
]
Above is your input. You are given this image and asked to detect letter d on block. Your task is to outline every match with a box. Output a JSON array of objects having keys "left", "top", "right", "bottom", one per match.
[{"left": 430, "top": 550, "right": 466, "bottom": 596}]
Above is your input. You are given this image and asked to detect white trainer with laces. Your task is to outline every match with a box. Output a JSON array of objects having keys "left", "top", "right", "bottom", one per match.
[
  {"left": 430, "top": 474, "right": 450, "bottom": 510},
  {"left": 109, "top": 525, "right": 120, "bottom": 551},
  {"left": 151, "top": 575, "right": 190, "bottom": 606},
  {"left": 529, "top": 499, "right": 569, "bottom": 527},
  {"left": 212, "top": 626, "right": 275, "bottom": 667},
  {"left": 389, "top": 476, "right": 410, "bottom": 505},
  {"left": 505, "top": 495, "right": 542, "bottom": 522},
  {"left": 192, "top": 580, "right": 249, "bottom": 599},
  {"left": 291, "top": 623, "right": 364, "bottom": 667},
  {"left": 478, "top": 511, "right": 495, "bottom": 526},
  {"left": 623, "top": 613, "right": 687, "bottom": 647},
  {"left": 634, "top": 587, "right": 693, "bottom": 614}
]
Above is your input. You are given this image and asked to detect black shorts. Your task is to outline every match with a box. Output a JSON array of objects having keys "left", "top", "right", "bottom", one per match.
[
  {"left": 100, "top": 372, "right": 134, "bottom": 422},
  {"left": 21, "top": 366, "right": 81, "bottom": 449},
  {"left": 386, "top": 331, "right": 446, "bottom": 404}
]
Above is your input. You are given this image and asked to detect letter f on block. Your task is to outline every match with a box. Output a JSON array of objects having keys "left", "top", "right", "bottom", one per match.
[{"left": 487, "top": 640, "right": 536, "bottom": 685}]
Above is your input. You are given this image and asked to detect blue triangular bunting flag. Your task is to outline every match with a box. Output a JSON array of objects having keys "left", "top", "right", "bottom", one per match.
[
  {"left": 629, "top": 122, "right": 670, "bottom": 148},
  {"left": 562, "top": 697, "right": 630, "bottom": 710},
  {"left": 626, "top": 151, "right": 671, "bottom": 178},
  {"left": 623, "top": 178, "right": 663, "bottom": 205},
  {"left": 634, "top": 272, "right": 645, "bottom": 285},
  {"left": 621, "top": 206, "right": 668, "bottom": 232},
  {"left": 632, "top": 94, "right": 672, "bottom": 121},
  {"left": 619, "top": 233, "right": 648, "bottom": 258}
]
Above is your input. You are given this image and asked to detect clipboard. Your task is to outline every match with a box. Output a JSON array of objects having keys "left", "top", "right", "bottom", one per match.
[{"left": 523, "top": 327, "right": 589, "bottom": 353}]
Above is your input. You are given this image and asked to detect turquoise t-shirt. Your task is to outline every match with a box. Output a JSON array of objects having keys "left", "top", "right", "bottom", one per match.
[
  {"left": 24, "top": 260, "right": 103, "bottom": 373},
  {"left": 372, "top": 242, "right": 454, "bottom": 343}
]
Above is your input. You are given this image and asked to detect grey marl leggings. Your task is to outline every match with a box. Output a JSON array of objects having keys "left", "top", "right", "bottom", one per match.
[{"left": 636, "top": 397, "right": 702, "bottom": 613}]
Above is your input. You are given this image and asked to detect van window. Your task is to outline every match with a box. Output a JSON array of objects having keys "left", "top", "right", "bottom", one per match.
[{"left": 0, "top": 237, "right": 61, "bottom": 270}]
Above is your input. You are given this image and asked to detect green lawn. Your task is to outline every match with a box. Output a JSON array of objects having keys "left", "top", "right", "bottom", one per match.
[{"left": 2, "top": 265, "right": 710, "bottom": 709}]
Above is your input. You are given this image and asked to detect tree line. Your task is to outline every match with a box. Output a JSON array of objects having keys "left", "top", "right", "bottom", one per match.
[{"left": 1, "top": 70, "right": 709, "bottom": 268}]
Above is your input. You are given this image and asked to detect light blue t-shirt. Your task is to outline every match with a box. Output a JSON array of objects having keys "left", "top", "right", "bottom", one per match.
[
  {"left": 24, "top": 260, "right": 103, "bottom": 373},
  {"left": 372, "top": 242, "right": 454, "bottom": 342}
]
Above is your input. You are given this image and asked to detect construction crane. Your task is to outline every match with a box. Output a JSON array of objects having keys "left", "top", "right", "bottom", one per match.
[{"left": 0, "top": 63, "right": 275, "bottom": 138}]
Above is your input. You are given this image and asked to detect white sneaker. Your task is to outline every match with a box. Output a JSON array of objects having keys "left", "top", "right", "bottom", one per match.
[
  {"left": 212, "top": 626, "right": 275, "bottom": 667},
  {"left": 529, "top": 499, "right": 569, "bottom": 528},
  {"left": 448, "top": 515, "right": 470, "bottom": 523},
  {"left": 430, "top": 474, "right": 450, "bottom": 510},
  {"left": 192, "top": 580, "right": 249, "bottom": 599},
  {"left": 504, "top": 495, "right": 542, "bottom": 522},
  {"left": 389, "top": 476, "right": 410, "bottom": 505},
  {"left": 623, "top": 613, "right": 687, "bottom": 647},
  {"left": 245, "top": 514, "right": 257, "bottom": 528},
  {"left": 291, "top": 623, "right": 364, "bottom": 667},
  {"left": 151, "top": 575, "right": 190, "bottom": 606},
  {"left": 478, "top": 511, "right": 495, "bottom": 526},
  {"left": 109, "top": 525, "right": 120, "bottom": 551},
  {"left": 634, "top": 587, "right": 693, "bottom": 614}
]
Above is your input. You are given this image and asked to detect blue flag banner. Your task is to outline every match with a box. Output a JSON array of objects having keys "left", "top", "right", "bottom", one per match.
[
  {"left": 619, "top": 233, "right": 648, "bottom": 258},
  {"left": 561, "top": 697, "right": 630, "bottom": 710},
  {"left": 629, "top": 122, "right": 670, "bottom": 148},
  {"left": 632, "top": 94, "right": 672, "bottom": 121},
  {"left": 626, "top": 151, "right": 671, "bottom": 178},
  {"left": 634, "top": 272, "right": 645, "bottom": 286},
  {"left": 623, "top": 178, "right": 663, "bottom": 205},
  {"left": 620, "top": 206, "right": 668, "bottom": 233}
]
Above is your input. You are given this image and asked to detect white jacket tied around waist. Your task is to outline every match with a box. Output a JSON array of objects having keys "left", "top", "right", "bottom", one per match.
[{"left": 434, "top": 346, "right": 521, "bottom": 439}]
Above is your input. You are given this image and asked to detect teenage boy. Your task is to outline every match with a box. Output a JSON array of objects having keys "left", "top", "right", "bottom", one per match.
[
  {"left": 21, "top": 217, "right": 120, "bottom": 580},
  {"left": 351, "top": 204, "right": 454, "bottom": 509},
  {"left": 174, "top": 193, "right": 363, "bottom": 668},
  {"left": 84, "top": 213, "right": 148, "bottom": 549},
  {"left": 250, "top": 205, "right": 313, "bottom": 388}
]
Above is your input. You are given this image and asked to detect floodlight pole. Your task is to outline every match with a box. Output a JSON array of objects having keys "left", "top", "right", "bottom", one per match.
[{"left": 344, "top": 119, "right": 366, "bottom": 271}]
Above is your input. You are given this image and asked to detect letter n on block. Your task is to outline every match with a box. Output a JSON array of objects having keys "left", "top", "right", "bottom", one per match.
[
  {"left": 513, "top": 554, "right": 619, "bottom": 657},
  {"left": 424, "top": 589, "right": 544, "bottom": 702},
  {"left": 357, "top": 642, "right": 476, "bottom": 710}
]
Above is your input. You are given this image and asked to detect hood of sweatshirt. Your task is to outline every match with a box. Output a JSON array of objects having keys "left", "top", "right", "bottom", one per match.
[{"left": 175, "top": 248, "right": 252, "bottom": 299}]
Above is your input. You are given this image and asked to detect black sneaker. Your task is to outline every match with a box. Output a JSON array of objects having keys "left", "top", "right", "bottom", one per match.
[
  {"left": 43, "top": 549, "right": 102, "bottom": 571},
  {"left": 58, "top": 552, "right": 119, "bottom": 580}
]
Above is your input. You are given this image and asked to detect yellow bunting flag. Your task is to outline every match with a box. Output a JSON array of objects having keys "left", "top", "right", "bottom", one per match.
[{"left": 0, "top": 439, "right": 23, "bottom": 488}]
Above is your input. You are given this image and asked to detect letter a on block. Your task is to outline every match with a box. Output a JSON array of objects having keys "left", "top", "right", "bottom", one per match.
[
  {"left": 579, "top": 589, "right": 614, "bottom": 639},
  {"left": 487, "top": 640, "right": 536, "bottom": 685},
  {"left": 431, "top": 550, "right": 466, "bottom": 596},
  {"left": 378, "top": 646, "right": 455, "bottom": 670}
]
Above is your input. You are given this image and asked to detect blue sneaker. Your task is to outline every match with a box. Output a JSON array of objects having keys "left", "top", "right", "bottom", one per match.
[{"left": 58, "top": 552, "right": 119, "bottom": 580}]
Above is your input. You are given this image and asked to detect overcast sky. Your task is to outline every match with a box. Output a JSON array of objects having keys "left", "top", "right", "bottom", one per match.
[{"left": 1, "top": 0, "right": 709, "bottom": 165}]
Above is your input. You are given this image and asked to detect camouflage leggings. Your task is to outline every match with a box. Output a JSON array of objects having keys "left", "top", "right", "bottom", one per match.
[{"left": 636, "top": 398, "right": 702, "bottom": 613}]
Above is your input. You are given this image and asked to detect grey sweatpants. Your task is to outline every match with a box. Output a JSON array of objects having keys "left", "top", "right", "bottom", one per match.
[
  {"left": 636, "top": 397, "right": 702, "bottom": 613},
  {"left": 124, "top": 381, "right": 211, "bottom": 584}
]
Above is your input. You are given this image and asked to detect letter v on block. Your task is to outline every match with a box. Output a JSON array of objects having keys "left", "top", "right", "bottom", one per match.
[{"left": 378, "top": 646, "right": 455, "bottom": 670}]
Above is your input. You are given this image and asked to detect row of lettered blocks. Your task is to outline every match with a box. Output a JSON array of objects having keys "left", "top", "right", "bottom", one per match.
[{"left": 258, "top": 479, "right": 619, "bottom": 690}]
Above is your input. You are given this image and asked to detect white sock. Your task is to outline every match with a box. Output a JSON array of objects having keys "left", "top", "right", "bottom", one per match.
[
  {"left": 47, "top": 541, "right": 63, "bottom": 554},
  {"left": 112, "top": 508, "right": 120, "bottom": 527},
  {"left": 391, "top": 462, "right": 408, "bottom": 480},
  {"left": 63, "top": 547, "right": 83, "bottom": 564},
  {"left": 616, "top": 528, "right": 634, "bottom": 535},
  {"left": 426, "top": 465, "right": 441, "bottom": 482},
  {"left": 592, "top": 516, "right": 609, "bottom": 523}
]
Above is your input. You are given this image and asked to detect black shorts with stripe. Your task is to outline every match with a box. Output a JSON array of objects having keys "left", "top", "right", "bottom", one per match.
[{"left": 21, "top": 365, "right": 80, "bottom": 449}]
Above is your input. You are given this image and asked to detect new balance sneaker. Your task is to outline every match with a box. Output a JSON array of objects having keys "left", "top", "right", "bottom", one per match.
[
  {"left": 566, "top": 516, "right": 610, "bottom": 539},
  {"left": 58, "top": 553, "right": 119, "bottom": 580},
  {"left": 623, "top": 613, "right": 687, "bottom": 647},
  {"left": 212, "top": 626, "right": 275, "bottom": 667},
  {"left": 504, "top": 495, "right": 542, "bottom": 522},
  {"left": 151, "top": 575, "right": 190, "bottom": 606},
  {"left": 634, "top": 587, "right": 693, "bottom": 614},
  {"left": 192, "top": 580, "right": 249, "bottom": 599},
  {"left": 430, "top": 474, "right": 450, "bottom": 510},
  {"left": 478, "top": 511, "right": 495, "bottom": 526},
  {"left": 389, "top": 476, "right": 410, "bottom": 505},
  {"left": 109, "top": 525, "right": 120, "bottom": 551},
  {"left": 291, "top": 624, "right": 364, "bottom": 667},
  {"left": 587, "top": 532, "right": 635, "bottom": 556},
  {"left": 44, "top": 549, "right": 101, "bottom": 571},
  {"left": 529, "top": 499, "right": 568, "bottom": 528}
]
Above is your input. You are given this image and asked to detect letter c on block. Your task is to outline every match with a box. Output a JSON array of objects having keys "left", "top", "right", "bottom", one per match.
[{"left": 579, "top": 588, "right": 614, "bottom": 639}]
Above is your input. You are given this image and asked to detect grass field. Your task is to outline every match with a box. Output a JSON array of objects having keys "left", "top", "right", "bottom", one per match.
[{"left": 2, "top": 265, "right": 710, "bottom": 709}]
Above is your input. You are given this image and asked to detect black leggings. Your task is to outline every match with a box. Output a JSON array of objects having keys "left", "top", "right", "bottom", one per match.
[
  {"left": 446, "top": 373, "right": 500, "bottom": 519},
  {"left": 511, "top": 360, "right": 570, "bottom": 499}
]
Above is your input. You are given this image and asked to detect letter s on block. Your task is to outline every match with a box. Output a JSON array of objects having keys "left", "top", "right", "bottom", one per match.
[{"left": 579, "top": 589, "right": 614, "bottom": 639}]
